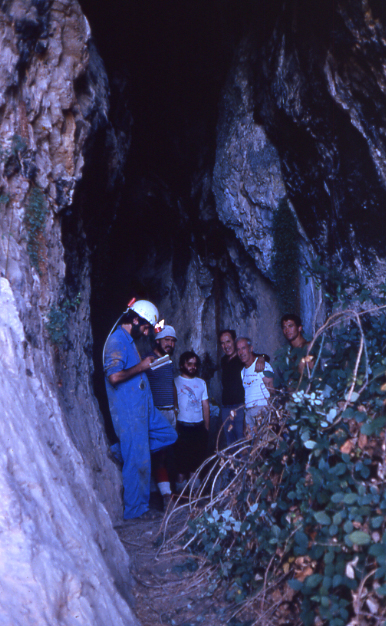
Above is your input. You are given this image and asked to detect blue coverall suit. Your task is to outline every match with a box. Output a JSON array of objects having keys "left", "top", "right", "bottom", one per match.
[{"left": 104, "top": 325, "right": 177, "bottom": 519}]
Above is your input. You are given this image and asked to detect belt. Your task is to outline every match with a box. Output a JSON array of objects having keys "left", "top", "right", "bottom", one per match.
[{"left": 177, "top": 421, "right": 204, "bottom": 428}]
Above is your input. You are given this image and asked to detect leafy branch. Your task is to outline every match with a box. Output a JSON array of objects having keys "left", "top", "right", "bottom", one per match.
[{"left": 160, "top": 270, "right": 386, "bottom": 626}]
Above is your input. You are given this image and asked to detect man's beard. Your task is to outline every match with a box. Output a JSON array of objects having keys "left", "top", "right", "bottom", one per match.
[
  {"left": 157, "top": 345, "right": 174, "bottom": 356},
  {"left": 131, "top": 324, "right": 144, "bottom": 340},
  {"left": 181, "top": 365, "right": 196, "bottom": 378}
]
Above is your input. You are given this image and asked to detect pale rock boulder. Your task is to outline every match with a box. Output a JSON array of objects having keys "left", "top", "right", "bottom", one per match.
[{"left": 0, "top": 278, "right": 137, "bottom": 625}]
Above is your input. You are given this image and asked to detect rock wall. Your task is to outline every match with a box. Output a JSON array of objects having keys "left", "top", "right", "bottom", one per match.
[
  {"left": 0, "top": 1, "right": 136, "bottom": 623},
  {"left": 213, "top": 41, "right": 320, "bottom": 336},
  {"left": 78, "top": 0, "right": 386, "bottom": 425},
  {"left": 0, "top": 277, "right": 136, "bottom": 624},
  {"left": 249, "top": 0, "right": 386, "bottom": 269}
]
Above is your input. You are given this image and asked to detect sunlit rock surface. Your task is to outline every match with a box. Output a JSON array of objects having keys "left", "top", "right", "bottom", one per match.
[
  {"left": 0, "top": 1, "right": 136, "bottom": 623},
  {"left": 0, "top": 278, "right": 136, "bottom": 625}
]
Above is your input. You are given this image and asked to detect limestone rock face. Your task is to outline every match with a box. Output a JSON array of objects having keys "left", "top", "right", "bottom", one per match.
[
  {"left": 0, "top": 1, "right": 136, "bottom": 623},
  {"left": 0, "top": 278, "right": 136, "bottom": 625},
  {"left": 212, "top": 43, "right": 320, "bottom": 334},
  {"left": 249, "top": 0, "right": 386, "bottom": 268}
]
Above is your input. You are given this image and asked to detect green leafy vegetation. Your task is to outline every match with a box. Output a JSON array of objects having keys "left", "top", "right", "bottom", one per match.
[
  {"left": 46, "top": 293, "right": 81, "bottom": 346},
  {"left": 23, "top": 187, "right": 47, "bottom": 274},
  {"left": 0, "top": 134, "right": 27, "bottom": 163},
  {"left": 272, "top": 197, "right": 300, "bottom": 315},
  {"left": 166, "top": 267, "right": 386, "bottom": 625}
]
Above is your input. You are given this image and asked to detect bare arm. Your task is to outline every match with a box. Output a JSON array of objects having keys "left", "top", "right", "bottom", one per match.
[
  {"left": 202, "top": 399, "right": 210, "bottom": 430},
  {"left": 254, "top": 355, "right": 266, "bottom": 373},
  {"left": 263, "top": 376, "right": 274, "bottom": 394},
  {"left": 173, "top": 382, "right": 179, "bottom": 412},
  {"left": 108, "top": 356, "right": 155, "bottom": 386}
]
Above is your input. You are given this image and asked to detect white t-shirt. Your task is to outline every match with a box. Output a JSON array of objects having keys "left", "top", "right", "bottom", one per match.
[
  {"left": 175, "top": 376, "right": 208, "bottom": 423},
  {"left": 241, "top": 359, "right": 273, "bottom": 408}
]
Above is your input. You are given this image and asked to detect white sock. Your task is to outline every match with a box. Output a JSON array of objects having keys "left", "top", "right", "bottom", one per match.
[{"left": 157, "top": 481, "right": 172, "bottom": 496}]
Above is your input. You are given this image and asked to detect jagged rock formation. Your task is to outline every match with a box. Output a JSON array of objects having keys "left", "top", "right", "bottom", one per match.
[
  {"left": 72, "top": 0, "right": 386, "bottom": 437},
  {"left": 212, "top": 41, "right": 320, "bottom": 335},
  {"left": 0, "top": 1, "right": 136, "bottom": 624},
  {"left": 249, "top": 0, "right": 386, "bottom": 268}
]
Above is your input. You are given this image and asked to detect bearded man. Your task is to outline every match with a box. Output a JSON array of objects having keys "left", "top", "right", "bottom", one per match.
[
  {"left": 174, "top": 351, "right": 209, "bottom": 492},
  {"left": 145, "top": 325, "right": 178, "bottom": 505},
  {"left": 103, "top": 300, "right": 177, "bottom": 519}
]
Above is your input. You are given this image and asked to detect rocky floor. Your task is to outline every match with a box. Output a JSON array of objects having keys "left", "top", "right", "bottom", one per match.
[
  {"left": 115, "top": 496, "right": 298, "bottom": 626},
  {"left": 115, "top": 499, "right": 238, "bottom": 626}
]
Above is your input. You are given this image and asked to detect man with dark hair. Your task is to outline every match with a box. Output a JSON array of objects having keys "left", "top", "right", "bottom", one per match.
[
  {"left": 174, "top": 351, "right": 209, "bottom": 492},
  {"left": 219, "top": 329, "right": 268, "bottom": 445},
  {"left": 281, "top": 314, "right": 314, "bottom": 369},
  {"left": 145, "top": 325, "right": 178, "bottom": 505},
  {"left": 281, "top": 314, "right": 306, "bottom": 347},
  {"left": 275, "top": 314, "right": 314, "bottom": 388},
  {"left": 104, "top": 300, "right": 177, "bottom": 520}
]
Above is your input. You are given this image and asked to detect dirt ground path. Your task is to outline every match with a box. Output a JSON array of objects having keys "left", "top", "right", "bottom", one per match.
[{"left": 115, "top": 504, "right": 234, "bottom": 626}]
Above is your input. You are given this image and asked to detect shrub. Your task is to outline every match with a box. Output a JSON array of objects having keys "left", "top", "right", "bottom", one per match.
[{"left": 165, "top": 268, "right": 386, "bottom": 625}]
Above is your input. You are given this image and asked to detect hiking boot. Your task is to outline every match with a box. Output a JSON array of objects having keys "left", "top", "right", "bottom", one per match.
[
  {"left": 163, "top": 494, "right": 173, "bottom": 512},
  {"left": 137, "top": 509, "right": 163, "bottom": 521}
]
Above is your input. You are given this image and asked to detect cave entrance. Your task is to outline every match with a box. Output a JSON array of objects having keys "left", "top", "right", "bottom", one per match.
[{"left": 67, "top": 1, "right": 285, "bottom": 439}]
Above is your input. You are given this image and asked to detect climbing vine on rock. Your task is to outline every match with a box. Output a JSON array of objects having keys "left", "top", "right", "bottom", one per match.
[
  {"left": 272, "top": 197, "right": 300, "bottom": 315},
  {"left": 46, "top": 293, "right": 81, "bottom": 346},
  {"left": 23, "top": 187, "right": 47, "bottom": 275}
]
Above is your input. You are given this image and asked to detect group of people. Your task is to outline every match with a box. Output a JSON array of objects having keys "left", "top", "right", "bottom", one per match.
[{"left": 103, "top": 298, "right": 310, "bottom": 520}]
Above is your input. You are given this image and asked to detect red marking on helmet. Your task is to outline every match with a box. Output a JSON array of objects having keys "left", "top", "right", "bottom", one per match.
[{"left": 127, "top": 298, "right": 136, "bottom": 307}]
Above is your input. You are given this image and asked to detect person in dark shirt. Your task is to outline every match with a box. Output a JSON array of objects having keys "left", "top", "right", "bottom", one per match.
[
  {"left": 145, "top": 325, "right": 178, "bottom": 507},
  {"left": 275, "top": 314, "right": 314, "bottom": 390},
  {"left": 219, "top": 330, "right": 268, "bottom": 445}
]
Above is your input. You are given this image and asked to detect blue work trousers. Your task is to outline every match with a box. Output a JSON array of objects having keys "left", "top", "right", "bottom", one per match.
[{"left": 112, "top": 388, "right": 177, "bottom": 519}]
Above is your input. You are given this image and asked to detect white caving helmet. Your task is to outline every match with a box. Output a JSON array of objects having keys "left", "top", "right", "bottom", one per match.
[
  {"left": 155, "top": 325, "right": 177, "bottom": 340},
  {"left": 128, "top": 299, "right": 159, "bottom": 327},
  {"left": 103, "top": 298, "right": 160, "bottom": 363}
]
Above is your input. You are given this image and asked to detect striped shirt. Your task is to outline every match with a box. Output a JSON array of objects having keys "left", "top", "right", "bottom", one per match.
[{"left": 145, "top": 351, "right": 175, "bottom": 408}]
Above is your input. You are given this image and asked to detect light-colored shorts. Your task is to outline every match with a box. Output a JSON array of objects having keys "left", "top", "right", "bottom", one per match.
[
  {"left": 245, "top": 405, "right": 268, "bottom": 430},
  {"left": 160, "top": 408, "right": 177, "bottom": 429}
]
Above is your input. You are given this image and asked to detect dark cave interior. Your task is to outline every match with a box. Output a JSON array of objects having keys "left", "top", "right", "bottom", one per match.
[
  {"left": 66, "top": 0, "right": 386, "bottom": 437},
  {"left": 70, "top": 0, "right": 253, "bottom": 436}
]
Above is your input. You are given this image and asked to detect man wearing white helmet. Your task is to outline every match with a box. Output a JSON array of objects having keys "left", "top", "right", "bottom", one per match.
[
  {"left": 145, "top": 325, "right": 178, "bottom": 506},
  {"left": 103, "top": 300, "right": 177, "bottom": 520}
]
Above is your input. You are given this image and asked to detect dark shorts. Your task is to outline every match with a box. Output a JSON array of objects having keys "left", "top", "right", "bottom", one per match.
[{"left": 175, "top": 421, "right": 208, "bottom": 475}]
